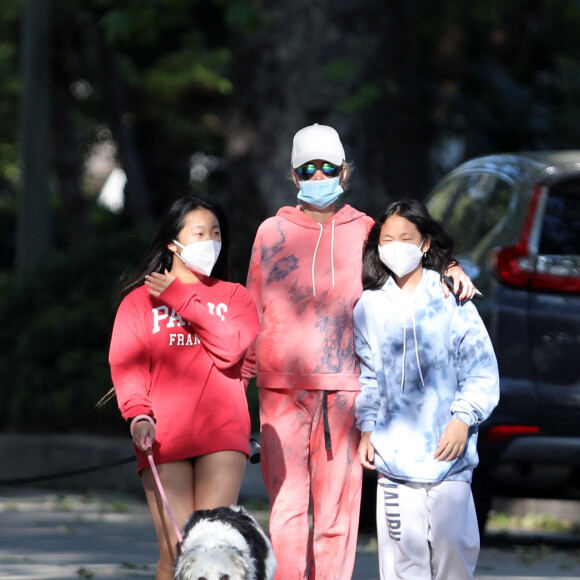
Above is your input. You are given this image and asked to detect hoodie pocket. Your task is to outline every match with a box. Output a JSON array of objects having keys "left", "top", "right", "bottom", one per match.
[{"left": 259, "top": 315, "right": 356, "bottom": 375}]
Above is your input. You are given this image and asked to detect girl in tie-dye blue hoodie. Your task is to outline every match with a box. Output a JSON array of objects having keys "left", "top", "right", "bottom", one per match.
[{"left": 354, "top": 200, "right": 499, "bottom": 580}]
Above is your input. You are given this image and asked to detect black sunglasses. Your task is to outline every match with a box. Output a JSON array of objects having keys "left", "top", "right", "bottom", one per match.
[{"left": 295, "top": 161, "right": 342, "bottom": 181}]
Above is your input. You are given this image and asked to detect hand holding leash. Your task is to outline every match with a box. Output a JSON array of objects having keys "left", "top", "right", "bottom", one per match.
[{"left": 130, "top": 416, "right": 156, "bottom": 452}]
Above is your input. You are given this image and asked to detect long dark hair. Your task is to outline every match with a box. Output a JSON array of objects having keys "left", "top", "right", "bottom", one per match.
[
  {"left": 362, "top": 199, "right": 454, "bottom": 291},
  {"left": 118, "top": 196, "right": 230, "bottom": 300}
]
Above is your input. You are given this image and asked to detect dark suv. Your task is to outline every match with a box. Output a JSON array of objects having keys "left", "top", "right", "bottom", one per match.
[{"left": 425, "top": 152, "right": 580, "bottom": 532}]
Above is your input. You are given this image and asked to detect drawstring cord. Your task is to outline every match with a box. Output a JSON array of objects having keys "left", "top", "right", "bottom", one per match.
[
  {"left": 400, "top": 322, "right": 407, "bottom": 392},
  {"left": 311, "top": 221, "right": 336, "bottom": 301},
  {"left": 312, "top": 225, "right": 324, "bottom": 301},
  {"left": 411, "top": 312, "right": 425, "bottom": 390},
  {"left": 330, "top": 220, "right": 335, "bottom": 291}
]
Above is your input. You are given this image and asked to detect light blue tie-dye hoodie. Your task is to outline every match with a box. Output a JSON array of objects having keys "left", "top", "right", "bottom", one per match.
[{"left": 354, "top": 269, "right": 499, "bottom": 483}]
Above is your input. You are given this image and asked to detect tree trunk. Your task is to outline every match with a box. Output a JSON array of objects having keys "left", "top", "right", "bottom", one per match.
[
  {"left": 16, "top": 0, "right": 52, "bottom": 272},
  {"left": 52, "top": 20, "right": 93, "bottom": 247},
  {"left": 97, "top": 26, "right": 156, "bottom": 235}
]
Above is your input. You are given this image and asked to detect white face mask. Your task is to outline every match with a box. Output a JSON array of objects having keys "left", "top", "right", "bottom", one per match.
[
  {"left": 378, "top": 240, "right": 425, "bottom": 278},
  {"left": 173, "top": 239, "right": 221, "bottom": 276}
]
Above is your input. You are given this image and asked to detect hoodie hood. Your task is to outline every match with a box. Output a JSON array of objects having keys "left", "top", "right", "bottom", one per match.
[{"left": 276, "top": 203, "right": 368, "bottom": 228}]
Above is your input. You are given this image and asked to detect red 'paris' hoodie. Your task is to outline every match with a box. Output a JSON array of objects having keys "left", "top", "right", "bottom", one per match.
[{"left": 110, "top": 277, "right": 260, "bottom": 471}]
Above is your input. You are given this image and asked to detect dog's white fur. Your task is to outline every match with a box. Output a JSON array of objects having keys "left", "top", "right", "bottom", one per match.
[
  {"left": 174, "top": 544, "right": 251, "bottom": 580},
  {"left": 174, "top": 506, "right": 276, "bottom": 580}
]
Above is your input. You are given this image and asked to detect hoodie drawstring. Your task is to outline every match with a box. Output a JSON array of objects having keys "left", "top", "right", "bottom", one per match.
[
  {"left": 400, "top": 322, "right": 407, "bottom": 391},
  {"left": 312, "top": 225, "right": 323, "bottom": 301},
  {"left": 311, "top": 221, "right": 336, "bottom": 302},
  {"left": 330, "top": 220, "right": 336, "bottom": 290}
]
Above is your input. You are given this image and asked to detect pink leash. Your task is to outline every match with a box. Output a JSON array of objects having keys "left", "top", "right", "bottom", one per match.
[{"left": 145, "top": 436, "right": 184, "bottom": 551}]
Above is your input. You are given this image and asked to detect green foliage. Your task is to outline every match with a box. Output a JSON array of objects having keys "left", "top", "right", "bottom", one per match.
[
  {"left": 138, "top": 49, "right": 232, "bottom": 97},
  {"left": 0, "top": 0, "right": 21, "bottom": 196},
  {"left": 0, "top": 221, "right": 149, "bottom": 434},
  {"left": 92, "top": 0, "right": 232, "bottom": 200},
  {"left": 98, "top": 0, "right": 202, "bottom": 46},
  {"left": 98, "top": 0, "right": 232, "bottom": 98},
  {"left": 488, "top": 510, "right": 576, "bottom": 532},
  {"left": 3, "top": 0, "right": 580, "bottom": 434},
  {"left": 417, "top": 0, "right": 580, "bottom": 177},
  {"left": 337, "top": 83, "right": 384, "bottom": 114},
  {"left": 325, "top": 59, "right": 360, "bottom": 84},
  {"left": 218, "top": 0, "right": 262, "bottom": 35}
]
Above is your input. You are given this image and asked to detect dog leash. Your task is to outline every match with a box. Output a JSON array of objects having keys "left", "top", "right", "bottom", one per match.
[{"left": 145, "top": 436, "right": 184, "bottom": 552}]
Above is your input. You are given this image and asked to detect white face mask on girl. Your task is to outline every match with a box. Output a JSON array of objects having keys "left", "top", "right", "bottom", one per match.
[
  {"left": 172, "top": 239, "right": 221, "bottom": 276},
  {"left": 378, "top": 240, "right": 425, "bottom": 278}
]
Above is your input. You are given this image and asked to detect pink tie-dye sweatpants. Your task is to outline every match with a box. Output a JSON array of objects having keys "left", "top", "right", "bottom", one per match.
[{"left": 259, "top": 388, "right": 363, "bottom": 580}]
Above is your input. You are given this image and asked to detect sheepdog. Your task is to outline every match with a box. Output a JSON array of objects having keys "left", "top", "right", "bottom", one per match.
[{"left": 174, "top": 505, "right": 276, "bottom": 580}]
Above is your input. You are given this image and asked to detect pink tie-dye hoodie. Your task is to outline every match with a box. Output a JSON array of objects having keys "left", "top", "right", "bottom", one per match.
[{"left": 244, "top": 203, "right": 374, "bottom": 391}]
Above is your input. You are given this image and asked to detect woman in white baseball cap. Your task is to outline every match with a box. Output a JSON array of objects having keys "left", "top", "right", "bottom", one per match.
[{"left": 242, "top": 124, "right": 474, "bottom": 580}]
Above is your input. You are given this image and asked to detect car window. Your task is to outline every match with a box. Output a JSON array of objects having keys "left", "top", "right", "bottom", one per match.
[
  {"left": 428, "top": 173, "right": 513, "bottom": 254},
  {"left": 539, "top": 179, "right": 580, "bottom": 256}
]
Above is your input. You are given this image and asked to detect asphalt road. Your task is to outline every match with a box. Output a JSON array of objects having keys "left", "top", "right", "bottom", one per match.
[{"left": 2, "top": 481, "right": 580, "bottom": 579}]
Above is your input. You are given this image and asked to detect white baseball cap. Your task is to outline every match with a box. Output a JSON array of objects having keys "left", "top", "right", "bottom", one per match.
[{"left": 291, "top": 124, "right": 346, "bottom": 168}]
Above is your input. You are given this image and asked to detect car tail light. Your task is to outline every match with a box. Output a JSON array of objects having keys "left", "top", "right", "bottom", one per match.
[
  {"left": 493, "top": 185, "right": 580, "bottom": 293},
  {"left": 485, "top": 425, "right": 540, "bottom": 443},
  {"left": 493, "top": 243, "right": 535, "bottom": 288}
]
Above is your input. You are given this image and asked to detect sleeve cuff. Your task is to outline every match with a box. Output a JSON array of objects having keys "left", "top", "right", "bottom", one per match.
[
  {"left": 452, "top": 411, "right": 473, "bottom": 427},
  {"left": 359, "top": 420, "right": 376, "bottom": 433},
  {"left": 123, "top": 406, "right": 154, "bottom": 421}
]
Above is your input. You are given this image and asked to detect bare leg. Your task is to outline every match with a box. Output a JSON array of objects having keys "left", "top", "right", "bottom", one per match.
[
  {"left": 193, "top": 450, "right": 247, "bottom": 509},
  {"left": 142, "top": 461, "right": 195, "bottom": 580},
  {"left": 141, "top": 452, "right": 247, "bottom": 580}
]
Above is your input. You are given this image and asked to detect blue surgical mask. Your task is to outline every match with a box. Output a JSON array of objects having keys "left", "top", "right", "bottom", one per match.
[{"left": 297, "top": 177, "right": 344, "bottom": 210}]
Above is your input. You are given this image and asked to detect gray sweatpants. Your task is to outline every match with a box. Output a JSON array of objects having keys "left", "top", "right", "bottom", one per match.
[{"left": 376, "top": 477, "right": 479, "bottom": 580}]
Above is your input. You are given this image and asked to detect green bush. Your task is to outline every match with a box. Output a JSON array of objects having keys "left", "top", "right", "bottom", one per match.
[{"left": 0, "top": 228, "right": 147, "bottom": 434}]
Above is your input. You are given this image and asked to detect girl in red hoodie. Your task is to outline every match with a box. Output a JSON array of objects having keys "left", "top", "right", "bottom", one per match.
[{"left": 109, "top": 196, "right": 260, "bottom": 580}]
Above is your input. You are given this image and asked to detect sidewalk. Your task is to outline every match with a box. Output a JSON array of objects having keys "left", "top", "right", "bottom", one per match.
[{"left": 1, "top": 435, "right": 580, "bottom": 579}]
